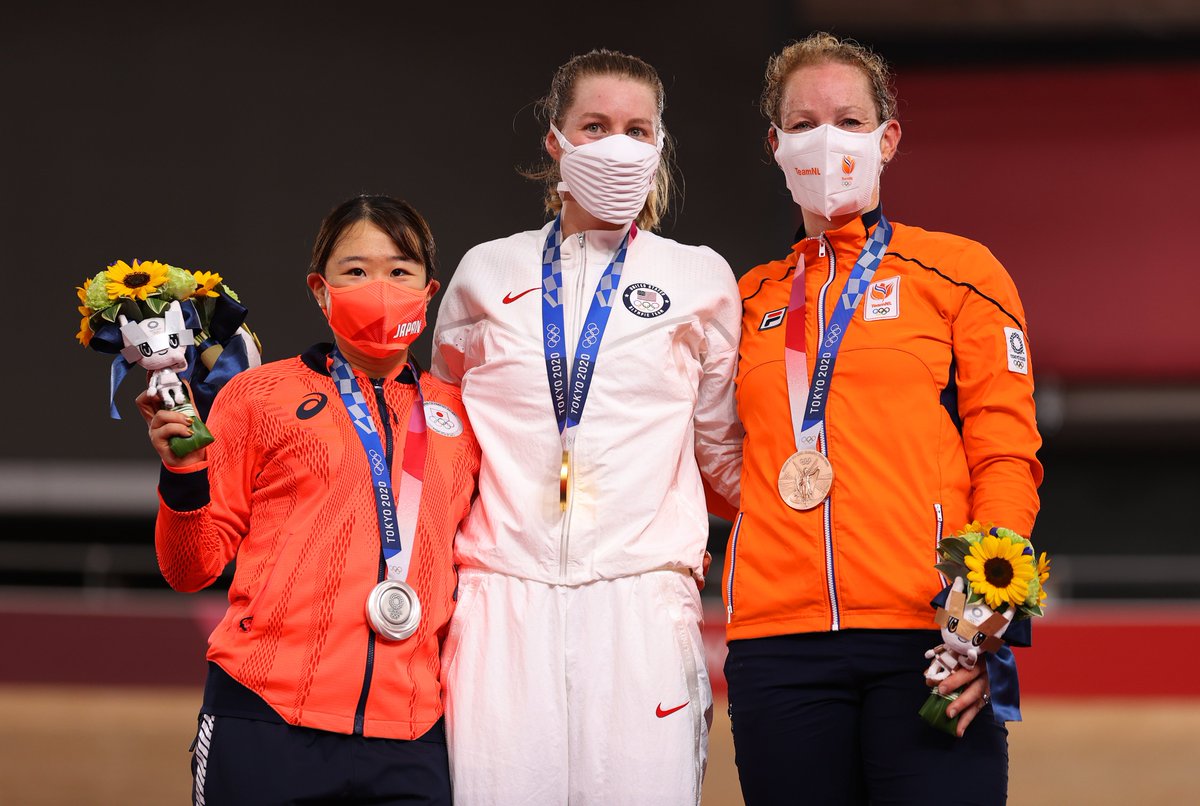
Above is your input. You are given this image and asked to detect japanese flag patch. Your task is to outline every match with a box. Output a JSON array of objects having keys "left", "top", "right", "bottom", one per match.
[
  {"left": 862, "top": 277, "right": 900, "bottom": 321},
  {"left": 1004, "top": 327, "right": 1028, "bottom": 375},
  {"left": 424, "top": 402, "right": 464, "bottom": 437}
]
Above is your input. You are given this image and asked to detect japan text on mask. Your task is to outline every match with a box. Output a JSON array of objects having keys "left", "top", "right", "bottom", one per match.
[
  {"left": 320, "top": 278, "right": 429, "bottom": 359},
  {"left": 551, "top": 124, "right": 662, "bottom": 226},
  {"left": 773, "top": 122, "right": 888, "bottom": 219}
]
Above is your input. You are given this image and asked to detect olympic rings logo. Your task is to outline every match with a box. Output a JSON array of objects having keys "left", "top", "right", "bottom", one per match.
[
  {"left": 823, "top": 323, "right": 843, "bottom": 349},
  {"left": 545, "top": 324, "right": 562, "bottom": 349},
  {"left": 368, "top": 449, "right": 386, "bottom": 475},
  {"left": 580, "top": 322, "right": 601, "bottom": 348}
]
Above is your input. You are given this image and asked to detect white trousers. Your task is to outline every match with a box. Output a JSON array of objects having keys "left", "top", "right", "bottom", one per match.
[{"left": 442, "top": 569, "right": 713, "bottom": 805}]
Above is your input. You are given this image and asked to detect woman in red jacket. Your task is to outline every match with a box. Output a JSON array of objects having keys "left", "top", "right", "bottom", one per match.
[
  {"left": 725, "top": 33, "right": 1042, "bottom": 805},
  {"left": 141, "top": 195, "right": 479, "bottom": 805}
]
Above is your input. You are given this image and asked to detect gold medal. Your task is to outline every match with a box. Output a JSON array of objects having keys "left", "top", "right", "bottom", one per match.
[
  {"left": 777, "top": 450, "right": 834, "bottom": 510},
  {"left": 559, "top": 450, "right": 570, "bottom": 511}
]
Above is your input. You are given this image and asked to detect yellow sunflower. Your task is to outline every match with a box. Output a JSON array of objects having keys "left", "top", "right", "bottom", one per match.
[
  {"left": 1036, "top": 552, "right": 1051, "bottom": 606},
  {"left": 958, "top": 520, "right": 985, "bottom": 537},
  {"left": 105, "top": 259, "right": 170, "bottom": 301},
  {"left": 76, "top": 278, "right": 91, "bottom": 307},
  {"left": 192, "top": 270, "right": 223, "bottom": 297},
  {"left": 76, "top": 305, "right": 93, "bottom": 347},
  {"left": 964, "top": 534, "right": 1036, "bottom": 609}
]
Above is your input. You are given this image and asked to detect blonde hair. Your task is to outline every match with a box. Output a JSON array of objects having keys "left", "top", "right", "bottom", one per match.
[
  {"left": 761, "top": 32, "right": 897, "bottom": 126},
  {"left": 523, "top": 49, "right": 675, "bottom": 232}
]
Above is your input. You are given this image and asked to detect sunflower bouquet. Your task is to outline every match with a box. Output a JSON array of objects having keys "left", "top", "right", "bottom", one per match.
[
  {"left": 76, "top": 259, "right": 261, "bottom": 455},
  {"left": 919, "top": 521, "right": 1050, "bottom": 735}
]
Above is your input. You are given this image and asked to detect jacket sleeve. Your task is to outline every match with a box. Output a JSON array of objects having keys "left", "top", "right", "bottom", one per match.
[
  {"left": 693, "top": 252, "right": 745, "bottom": 511},
  {"left": 154, "top": 377, "right": 257, "bottom": 592},
  {"left": 431, "top": 249, "right": 482, "bottom": 385},
  {"left": 951, "top": 241, "right": 1043, "bottom": 536}
]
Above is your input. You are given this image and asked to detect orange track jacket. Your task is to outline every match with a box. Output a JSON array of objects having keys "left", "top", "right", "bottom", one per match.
[
  {"left": 156, "top": 345, "right": 479, "bottom": 739},
  {"left": 726, "top": 211, "right": 1042, "bottom": 641}
]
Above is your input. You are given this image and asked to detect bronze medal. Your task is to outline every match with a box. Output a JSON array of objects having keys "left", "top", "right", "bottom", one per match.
[{"left": 777, "top": 450, "right": 834, "bottom": 510}]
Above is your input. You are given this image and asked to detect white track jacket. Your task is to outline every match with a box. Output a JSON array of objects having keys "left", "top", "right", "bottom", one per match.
[{"left": 432, "top": 221, "right": 742, "bottom": 585}]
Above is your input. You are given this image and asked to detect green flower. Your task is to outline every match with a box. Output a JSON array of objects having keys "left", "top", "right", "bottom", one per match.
[
  {"left": 220, "top": 283, "right": 241, "bottom": 302},
  {"left": 160, "top": 265, "right": 198, "bottom": 300},
  {"left": 85, "top": 270, "right": 112, "bottom": 310}
]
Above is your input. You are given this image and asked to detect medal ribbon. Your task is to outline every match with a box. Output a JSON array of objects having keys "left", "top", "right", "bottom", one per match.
[
  {"left": 786, "top": 214, "right": 893, "bottom": 452},
  {"left": 330, "top": 348, "right": 426, "bottom": 583},
  {"left": 540, "top": 216, "right": 635, "bottom": 449}
]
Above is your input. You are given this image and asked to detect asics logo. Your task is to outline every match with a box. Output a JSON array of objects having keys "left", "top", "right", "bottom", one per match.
[
  {"left": 503, "top": 287, "right": 539, "bottom": 304},
  {"left": 296, "top": 393, "right": 327, "bottom": 420},
  {"left": 580, "top": 322, "right": 601, "bottom": 349}
]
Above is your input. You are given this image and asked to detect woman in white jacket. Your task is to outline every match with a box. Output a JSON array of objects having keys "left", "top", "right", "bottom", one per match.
[{"left": 432, "top": 48, "right": 741, "bottom": 806}]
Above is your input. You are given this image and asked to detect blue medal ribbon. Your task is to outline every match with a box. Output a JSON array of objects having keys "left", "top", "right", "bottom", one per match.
[
  {"left": 795, "top": 214, "right": 893, "bottom": 450},
  {"left": 329, "top": 348, "right": 424, "bottom": 581},
  {"left": 540, "top": 216, "right": 634, "bottom": 442}
]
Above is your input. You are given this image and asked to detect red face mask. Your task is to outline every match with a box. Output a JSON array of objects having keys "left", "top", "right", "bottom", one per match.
[{"left": 321, "top": 278, "right": 429, "bottom": 358}]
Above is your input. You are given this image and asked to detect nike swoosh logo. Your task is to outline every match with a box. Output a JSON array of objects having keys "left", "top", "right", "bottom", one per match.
[
  {"left": 656, "top": 701, "right": 689, "bottom": 718},
  {"left": 502, "top": 287, "right": 539, "bottom": 304}
]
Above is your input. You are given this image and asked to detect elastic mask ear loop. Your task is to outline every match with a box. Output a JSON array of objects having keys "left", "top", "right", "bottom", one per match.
[{"left": 550, "top": 123, "right": 575, "bottom": 154}]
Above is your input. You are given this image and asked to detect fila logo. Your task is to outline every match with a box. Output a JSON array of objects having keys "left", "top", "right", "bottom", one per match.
[
  {"left": 863, "top": 276, "right": 900, "bottom": 321},
  {"left": 1004, "top": 327, "right": 1028, "bottom": 374},
  {"left": 759, "top": 307, "right": 787, "bottom": 330}
]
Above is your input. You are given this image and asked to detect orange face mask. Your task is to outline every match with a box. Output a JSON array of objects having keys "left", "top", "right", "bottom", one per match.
[{"left": 321, "top": 278, "right": 429, "bottom": 358}]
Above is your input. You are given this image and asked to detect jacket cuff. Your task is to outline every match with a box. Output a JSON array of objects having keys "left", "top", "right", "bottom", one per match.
[{"left": 158, "top": 463, "right": 211, "bottom": 511}]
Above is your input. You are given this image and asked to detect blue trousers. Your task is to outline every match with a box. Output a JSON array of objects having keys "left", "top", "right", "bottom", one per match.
[
  {"left": 725, "top": 630, "right": 1008, "bottom": 806},
  {"left": 189, "top": 714, "right": 451, "bottom": 805}
]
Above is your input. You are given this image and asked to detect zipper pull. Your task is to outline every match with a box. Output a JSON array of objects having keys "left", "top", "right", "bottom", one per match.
[
  {"left": 576, "top": 233, "right": 585, "bottom": 246},
  {"left": 818, "top": 238, "right": 826, "bottom": 258}
]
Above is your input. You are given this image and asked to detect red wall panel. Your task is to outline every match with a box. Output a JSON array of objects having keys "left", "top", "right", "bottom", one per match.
[{"left": 880, "top": 64, "right": 1200, "bottom": 381}]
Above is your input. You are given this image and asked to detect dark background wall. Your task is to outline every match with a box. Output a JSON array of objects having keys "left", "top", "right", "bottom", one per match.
[{"left": 4, "top": 1, "right": 1199, "bottom": 597}]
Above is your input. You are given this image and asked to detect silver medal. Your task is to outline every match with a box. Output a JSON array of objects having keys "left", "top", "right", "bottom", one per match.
[{"left": 365, "top": 579, "right": 422, "bottom": 641}]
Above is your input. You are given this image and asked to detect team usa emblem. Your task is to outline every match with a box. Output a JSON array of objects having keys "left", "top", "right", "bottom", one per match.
[
  {"left": 759, "top": 307, "right": 787, "bottom": 330},
  {"left": 423, "top": 402, "right": 464, "bottom": 437},
  {"left": 622, "top": 283, "right": 670, "bottom": 318}
]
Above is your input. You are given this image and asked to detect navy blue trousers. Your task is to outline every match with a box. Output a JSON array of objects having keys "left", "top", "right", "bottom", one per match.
[
  {"left": 189, "top": 714, "right": 451, "bottom": 805},
  {"left": 725, "top": 630, "right": 1008, "bottom": 806}
]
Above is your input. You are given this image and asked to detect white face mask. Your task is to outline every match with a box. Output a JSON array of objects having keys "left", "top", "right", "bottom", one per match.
[
  {"left": 773, "top": 122, "right": 888, "bottom": 219},
  {"left": 551, "top": 123, "right": 662, "bottom": 225}
]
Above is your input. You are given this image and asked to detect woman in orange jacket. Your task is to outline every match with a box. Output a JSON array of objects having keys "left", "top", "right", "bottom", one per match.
[
  {"left": 724, "top": 33, "right": 1042, "bottom": 805},
  {"left": 141, "top": 195, "right": 479, "bottom": 804}
]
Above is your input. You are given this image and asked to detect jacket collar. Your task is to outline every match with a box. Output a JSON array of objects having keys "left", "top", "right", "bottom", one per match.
[
  {"left": 300, "top": 342, "right": 420, "bottom": 384},
  {"left": 791, "top": 204, "right": 883, "bottom": 248}
]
